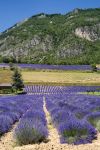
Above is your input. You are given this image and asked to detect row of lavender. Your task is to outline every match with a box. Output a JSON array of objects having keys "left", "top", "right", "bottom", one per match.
[
  {"left": 14, "top": 95, "right": 48, "bottom": 145},
  {"left": 25, "top": 85, "right": 100, "bottom": 94},
  {"left": 45, "top": 94, "right": 100, "bottom": 144},
  {"left": 0, "top": 95, "right": 48, "bottom": 145},
  {"left": 0, "top": 63, "right": 94, "bottom": 70},
  {"left": 0, "top": 95, "right": 35, "bottom": 136}
]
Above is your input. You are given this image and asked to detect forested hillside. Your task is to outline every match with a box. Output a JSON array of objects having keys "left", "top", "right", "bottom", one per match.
[{"left": 0, "top": 8, "right": 100, "bottom": 64}]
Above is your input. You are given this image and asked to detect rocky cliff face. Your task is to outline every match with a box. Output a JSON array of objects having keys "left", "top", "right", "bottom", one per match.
[
  {"left": 75, "top": 24, "right": 100, "bottom": 41},
  {"left": 0, "top": 34, "right": 53, "bottom": 60},
  {"left": 0, "top": 8, "right": 100, "bottom": 64}
]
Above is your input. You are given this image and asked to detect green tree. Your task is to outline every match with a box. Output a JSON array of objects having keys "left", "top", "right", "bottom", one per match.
[
  {"left": 12, "top": 68, "right": 24, "bottom": 91},
  {"left": 91, "top": 64, "right": 97, "bottom": 72},
  {"left": 9, "top": 62, "right": 15, "bottom": 70}
]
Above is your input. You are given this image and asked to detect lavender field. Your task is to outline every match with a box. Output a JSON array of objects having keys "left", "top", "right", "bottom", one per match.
[
  {"left": 24, "top": 85, "right": 100, "bottom": 94},
  {"left": 0, "top": 63, "right": 94, "bottom": 70},
  {"left": 0, "top": 85, "right": 100, "bottom": 150}
]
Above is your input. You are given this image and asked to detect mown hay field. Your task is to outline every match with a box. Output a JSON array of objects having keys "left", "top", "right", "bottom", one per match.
[
  {"left": 0, "top": 69, "right": 100, "bottom": 85},
  {"left": 22, "top": 70, "right": 100, "bottom": 85}
]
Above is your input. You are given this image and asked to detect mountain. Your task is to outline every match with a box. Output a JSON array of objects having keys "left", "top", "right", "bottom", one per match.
[{"left": 0, "top": 8, "right": 100, "bottom": 65}]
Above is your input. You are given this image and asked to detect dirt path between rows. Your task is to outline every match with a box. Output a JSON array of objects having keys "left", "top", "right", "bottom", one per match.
[
  {"left": 0, "top": 96, "right": 100, "bottom": 150},
  {"left": 0, "top": 124, "right": 17, "bottom": 150},
  {"left": 43, "top": 96, "right": 60, "bottom": 144}
]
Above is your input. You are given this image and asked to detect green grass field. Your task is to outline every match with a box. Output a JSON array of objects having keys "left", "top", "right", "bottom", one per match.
[
  {"left": 0, "top": 68, "right": 100, "bottom": 85},
  {"left": 81, "top": 92, "right": 100, "bottom": 96}
]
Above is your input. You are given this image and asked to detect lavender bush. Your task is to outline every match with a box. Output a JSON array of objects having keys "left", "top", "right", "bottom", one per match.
[
  {"left": 0, "top": 115, "right": 13, "bottom": 136},
  {"left": 86, "top": 112, "right": 100, "bottom": 131},
  {"left": 0, "top": 95, "right": 43, "bottom": 136},
  {"left": 58, "top": 120, "right": 97, "bottom": 145},
  {"left": 14, "top": 119, "right": 48, "bottom": 145},
  {"left": 51, "top": 110, "right": 73, "bottom": 127},
  {"left": 14, "top": 96, "right": 48, "bottom": 145},
  {"left": 22, "top": 110, "right": 47, "bottom": 126}
]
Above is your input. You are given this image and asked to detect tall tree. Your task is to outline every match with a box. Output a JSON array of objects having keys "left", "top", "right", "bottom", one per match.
[{"left": 12, "top": 68, "right": 24, "bottom": 91}]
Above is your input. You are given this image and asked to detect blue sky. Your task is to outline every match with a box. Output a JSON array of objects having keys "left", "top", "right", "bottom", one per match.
[{"left": 0, "top": 0, "right": 100, "bottom": 32}]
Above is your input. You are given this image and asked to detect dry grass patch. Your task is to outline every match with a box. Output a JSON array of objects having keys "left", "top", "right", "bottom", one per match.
[
  {"left": 0, "top": 69, "right": 100, "bottom": 85},
  {"left": 0, "top": 69, "right": 12, "bottom": 84},
  {"left": 22, "top": 71, "right": 100, "bottom": 85}
]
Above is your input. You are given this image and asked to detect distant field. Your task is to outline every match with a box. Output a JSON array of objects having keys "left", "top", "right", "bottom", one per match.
[
  {"left": 0, "top": 69, "right": 12, "bottom": 84},
  {"left": 22, "top": 70, "right": 100, "bottom": 85},
  {"left": 0, "top": 69, "right": 100, "bottom": 85}
]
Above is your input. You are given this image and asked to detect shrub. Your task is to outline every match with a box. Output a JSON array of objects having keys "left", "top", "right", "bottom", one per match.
[
  {"left": 14, "top": 118, "right": 48, "bottom": 145},
  {"left": 6, "top": 112, "right": 20, "bottom": 123},
  {"left": 92, "top": 106, "right": 100, "bottom": 112},
  {"left": 52, "top": 110, "right": 72, "bottom": 127},
  {"left": 0, "top": 115, "right": 13, "bottom": 136},
  {"left": 22, "top": 110, "right": 47, "bottom": 126},
  {"left": 87, "top": 112, "right": 100, "bottom": 131},
  {"left": 91, "top": 64, "right": 97, "bottom": 72},
  {"left": 75, "top": 110, "right": 88, "bottom": 119},
  {"left": 9, "top": 62, "right": 15, "bottom": 70},
  {"left": 58, "top": 120, "right": 97, "bottom": 145}
]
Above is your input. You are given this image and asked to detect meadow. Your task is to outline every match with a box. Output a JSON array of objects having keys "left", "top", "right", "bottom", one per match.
[
  {"left": 22, "top": 70, "right": 100, "bottom": 85},
  {"left": 0, "top": 69, "right": 100, "bottom": 85}
]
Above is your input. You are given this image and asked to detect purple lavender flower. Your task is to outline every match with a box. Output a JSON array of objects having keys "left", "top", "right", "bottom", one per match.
[
  {"left": 58, "top": 120, "right": 97, "bottom": 145},
  {"left": 14, "top": 118, "right": 48, "bottom": 145},
  {"left": 0, "top": 115, "right": 13, "bottom": 136}
]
